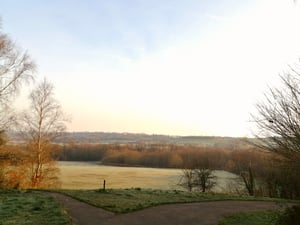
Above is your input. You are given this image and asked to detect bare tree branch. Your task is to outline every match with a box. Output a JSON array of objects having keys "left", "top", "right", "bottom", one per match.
[
  {"left": 0, "top": 19, "right": 35, "bottom": 131},
  {"left": 252, "top": 61, "right": 300, "bottom": 169}
]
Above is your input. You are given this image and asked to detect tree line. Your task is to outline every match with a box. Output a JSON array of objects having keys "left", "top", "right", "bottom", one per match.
[{"left": 56, "top": 142, "right": 300, "bottom": 199}]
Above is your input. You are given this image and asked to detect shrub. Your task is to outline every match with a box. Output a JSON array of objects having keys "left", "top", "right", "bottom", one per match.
[{"left": 277, "top": 205, "right": 300, "bottom": 225}]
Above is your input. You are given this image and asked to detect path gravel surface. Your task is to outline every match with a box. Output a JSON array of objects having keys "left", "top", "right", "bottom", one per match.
[{"left": 50, "top": 192, "right": 287, "bottom": 225}]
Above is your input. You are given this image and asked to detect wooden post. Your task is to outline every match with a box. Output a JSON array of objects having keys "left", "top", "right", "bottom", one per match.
[{"left": 103, "top": 179, "right": 106, "bottom": 191}]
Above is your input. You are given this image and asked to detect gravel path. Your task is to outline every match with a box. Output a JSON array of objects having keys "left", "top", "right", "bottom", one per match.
[{"left": 50, "top": 192, "right": 286, "bottom": 225}]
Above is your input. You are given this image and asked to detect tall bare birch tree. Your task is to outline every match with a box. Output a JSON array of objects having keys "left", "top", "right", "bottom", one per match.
[{"left": 20, "top": 78, "right": 67, "bottom": 188}]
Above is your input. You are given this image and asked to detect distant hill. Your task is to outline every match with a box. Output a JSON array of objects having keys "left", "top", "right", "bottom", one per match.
[
  {"left": 7, "top": 131, "right": 254, "bottom": 149},
  {"left": 54, "top": 132, "right": 253, "bottom": 149}
]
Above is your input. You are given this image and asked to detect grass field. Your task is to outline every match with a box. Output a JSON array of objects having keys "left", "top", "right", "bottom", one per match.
[
  {"left": 58, "top": 161, "right": 241, "bottom": 191},
  {"left": 0, "top": 190, "right": 71, "bottom": 225},
  {"left": 58, "top": 161, "right": 181, "bottom": 190}
]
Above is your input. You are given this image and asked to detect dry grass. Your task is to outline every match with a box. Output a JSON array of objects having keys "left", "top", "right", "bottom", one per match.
[
  {"left": 58, "top": 161, "right": 181, "bottom": 190},
  {"left": 58, "top": 161, "right": 240, "bottom": 191}
]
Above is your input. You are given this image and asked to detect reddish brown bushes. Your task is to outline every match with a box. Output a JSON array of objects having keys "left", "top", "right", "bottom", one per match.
[{"left": 56, "top": 143, "right": 299, "bottom": 199}]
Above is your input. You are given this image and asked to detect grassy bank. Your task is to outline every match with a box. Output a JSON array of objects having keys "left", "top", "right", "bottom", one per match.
[
  {"left": 58, "top": 188, "right": 289, "bottom": 213},
  {"left": 219, "top": 210, "right": 282, "bottom": 225},
  {"left": 0, "top": 190, "right": 71, "bottom": 225},
  {"left": 220, "top": 204, "right": 300, "bottom": 225}
]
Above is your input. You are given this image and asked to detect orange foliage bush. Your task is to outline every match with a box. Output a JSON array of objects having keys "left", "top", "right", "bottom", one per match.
[{"left": 0, "top": 144, "right": 61, "bottom": 189}]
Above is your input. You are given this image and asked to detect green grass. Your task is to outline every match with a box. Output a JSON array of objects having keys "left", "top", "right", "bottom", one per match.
[
  {"left": 0, "top": 190, "right": 71, "bottom": 225},
  {"left": 219, "top": 210, "right": 282, "bottom": 225},
  {"left": 1, "top": 188, "right": 295, "bottom": 224},
  {"left": 57, "top": 188, "right": 290, "bottom": 213}
]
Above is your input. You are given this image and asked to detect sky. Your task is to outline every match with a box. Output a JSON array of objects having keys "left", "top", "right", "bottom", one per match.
[{"left": 1, "top": 0, "right": 300, "bottom": 137}]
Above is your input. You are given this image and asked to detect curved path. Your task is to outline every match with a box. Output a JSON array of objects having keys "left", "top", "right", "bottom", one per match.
[{"left": 50, "top": 193, "right": 287, "bottom": 225}]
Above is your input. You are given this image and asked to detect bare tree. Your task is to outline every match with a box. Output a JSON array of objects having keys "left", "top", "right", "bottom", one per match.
[
  {"left": 178, "top": 169, "right": 194, "bottom": 192},
  {"left": 252, "top": 62, "right": 300, "bottom": 198},
  {"left": 20, "top": 78, "right": 67, "bottom": 188},
  {"left": 0, "top": 19, "right": 35, "bottom": 131},
  {"left": 252, "top": 64, "right": 300, "bottom": 169},
  {"left": 194, "top": 168, "right": 216, "bottom": 192},
  {"left": 178, "top": 168, "right": 216, "bottom": 192},
  {"left": 0, "top": 18, "right": 35, "bottom": 187},
  {"left": 240, "top": 162, "right": 255, "bottom": 196}
]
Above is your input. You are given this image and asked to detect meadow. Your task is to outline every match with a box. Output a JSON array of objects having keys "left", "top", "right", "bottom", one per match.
[{"left": 58, "top": 161, "right": 242, "bottom": 192}]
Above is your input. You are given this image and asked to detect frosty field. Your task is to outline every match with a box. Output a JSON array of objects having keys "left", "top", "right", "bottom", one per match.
[{"left": 58, "top": 161, "right": 241, "bottom": 192}]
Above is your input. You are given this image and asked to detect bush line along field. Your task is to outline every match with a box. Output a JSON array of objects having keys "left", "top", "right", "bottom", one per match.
[{"left": 57, "top": 142, "right": 262, "bottom": 171}]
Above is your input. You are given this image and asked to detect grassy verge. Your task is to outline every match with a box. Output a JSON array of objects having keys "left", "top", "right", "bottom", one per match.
[
  {"left": 57, "top": 188, "right": 292, "bottom": 213},
  {"left": 0, "top": 190, "right": 71, "bottom": 225},
  {"left": 219, "top": 210, "right": 282, "bottom": 225}
]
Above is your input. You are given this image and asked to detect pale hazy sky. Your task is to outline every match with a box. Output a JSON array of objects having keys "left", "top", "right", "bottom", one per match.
[{"left": 2, "top": 0, "right": 300, "bottom": 136}]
